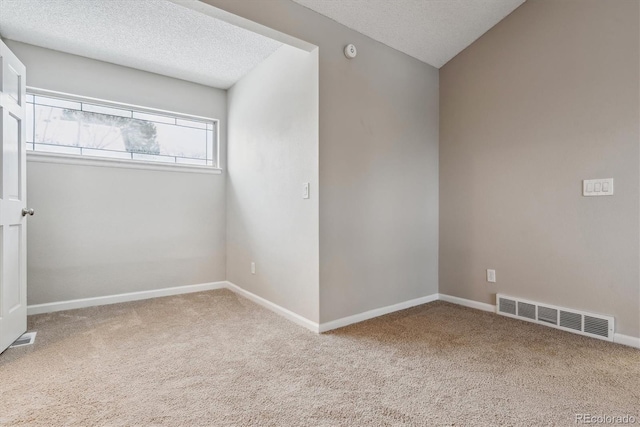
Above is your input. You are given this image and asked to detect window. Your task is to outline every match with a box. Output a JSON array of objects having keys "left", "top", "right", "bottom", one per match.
[{"left": 26, "top": 91, "right": 218, "bottom": 168}]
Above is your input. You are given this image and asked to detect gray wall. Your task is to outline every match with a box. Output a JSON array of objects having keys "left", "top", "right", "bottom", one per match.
[
  {"left": 7, "top": 41, "right": 228, "bottom": 305},
  {"left": 440, "top": 0, "right": 640, "bottom": 337},
  {"left": 227, "top": 45, "right": 319, "bottom": 322},
  {"left": 204, "top": 0, "right": 440, "bottom": 323}
]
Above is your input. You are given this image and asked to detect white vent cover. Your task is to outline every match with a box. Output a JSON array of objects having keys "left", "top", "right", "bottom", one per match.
[
  {"left": 9, "top": 331, "right": 37, "bottom": 348},
  {"left": 496, "top": 294, "right": 614, "bottom": 342}
]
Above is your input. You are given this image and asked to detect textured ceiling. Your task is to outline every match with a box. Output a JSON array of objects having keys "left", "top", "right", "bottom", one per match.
[
  {"left": 0, "top": 0, "right": 283, "bottom": 89},
  {"left": 291, "top": 0, "right": 525, "bottom": 68}
]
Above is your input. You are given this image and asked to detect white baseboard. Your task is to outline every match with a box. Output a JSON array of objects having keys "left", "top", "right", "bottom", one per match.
[
  {"left": 437, "top": 294, "right": 496, "bottom": 312},
  {"left": 27, "top": 281, "right": 227, "bottom": 315},
  {"left": 614, "top": 333, "right": 640, "bottom": 349},
  {"left": 26, "top": 283, "right": 640, "bottom": 350},
  {"left": 224, "top": 281, "right": 320, "bottom": 332},
  {"left": 223, "top": 283, "right": 440, "bottom": 334},
  {"left": 318, "top": 293, "right": 439, "bottom": 333}
]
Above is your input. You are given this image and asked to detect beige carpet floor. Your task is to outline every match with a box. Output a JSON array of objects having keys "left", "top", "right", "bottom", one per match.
[{"left": 1, "top": 289, "right": 638, "bottom": 426}]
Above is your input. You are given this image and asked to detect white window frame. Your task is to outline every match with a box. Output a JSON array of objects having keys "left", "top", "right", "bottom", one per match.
[{"left": 25, "top": 87, "right": 222, "bottom": 174}]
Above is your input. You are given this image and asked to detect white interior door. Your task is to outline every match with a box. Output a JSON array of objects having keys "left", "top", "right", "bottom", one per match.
[{"left": 0, "top": 40, "right": 28, "bottom": 354}]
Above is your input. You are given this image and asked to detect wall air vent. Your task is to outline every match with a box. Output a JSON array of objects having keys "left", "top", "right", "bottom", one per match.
[
  {"left": 537, "top": 306, "right": 558, "bottom": 325},
  {"left": 559, "top": 311, "right": 581, "bottom": 331},
  {"left": 584, "top": 316, "right": 609, "bottom": 338},
  {"left": 499, "top": 297, "right": 516, "bottom": 315},
  {"left": 517, "top": 301, "right": 536, "bottom": 320},
  {"left": 496, "top": 294, "right": 614, "bottom": 342}
]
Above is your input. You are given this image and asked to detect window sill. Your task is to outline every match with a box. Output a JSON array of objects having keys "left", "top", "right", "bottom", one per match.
[{"left": 26, "top": 151, "right": 223, "bottom": 175}]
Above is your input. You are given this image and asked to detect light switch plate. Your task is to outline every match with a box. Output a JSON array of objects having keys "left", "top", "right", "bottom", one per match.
[
  {"left": 303, "top": 183, "right": 310, "bottom": 199},
  {"left": 487, "top": 269, "right": 496, "bottom": 283},
  {"left": 583, "top": 178, "right": 613, "bottom": 196}
]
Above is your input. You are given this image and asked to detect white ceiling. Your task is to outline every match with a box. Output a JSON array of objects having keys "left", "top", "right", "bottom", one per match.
[
  {"left": 0, "top": 0, "right": 283, "bottom": 89},
  {"left": 291, "top": 0, "right": 525, "bottom": 68}
]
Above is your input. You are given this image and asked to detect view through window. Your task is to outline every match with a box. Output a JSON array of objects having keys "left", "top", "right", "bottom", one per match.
[{"left": 26, "top": 92, "right": 217, "bottom": 167}]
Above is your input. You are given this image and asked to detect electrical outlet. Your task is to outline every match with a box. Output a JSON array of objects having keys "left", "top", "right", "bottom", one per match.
[
  {"left": 487, "top": 269, "right": 496, "bottom": 283},
  {"left": 251, "top": 262, "right": 256, "bottom": 275}
]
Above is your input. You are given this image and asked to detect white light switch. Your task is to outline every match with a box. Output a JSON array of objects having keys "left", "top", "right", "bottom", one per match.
[
  {"left": 303, "top": 183, "right": 310, "bottom": 199},
  {"left": 487, "top": 269, "right": 496, "bottom": 283},
  {"left": 583, "top": 178, "right": 614, "bottom": 196}
]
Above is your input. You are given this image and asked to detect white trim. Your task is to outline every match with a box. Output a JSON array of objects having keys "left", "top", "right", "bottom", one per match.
[
  {"left": 224, "top": 281, "right": 320, "bottom": 333},
  {"left": 26, "top": 281, "right": 227, "bottom": 315},
  {"left": 27, "top": 151, "right": 223, "bottom": 174},
  {"left": 614, "top": 333, "right": 640, "bottom": 349},
  {"left": 318, "top": 293, "right": 439, "bottom": 333},
  {"left": 437, "top": 294, "right": 496, "bottom": 312},
  {"left": 25, "top": 283, "right": 640, "bottom": 349}
]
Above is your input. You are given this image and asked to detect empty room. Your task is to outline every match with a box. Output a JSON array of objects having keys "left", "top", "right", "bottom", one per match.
[{"left": 0, "top": 0, "right": 638, "bottom": 425}]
